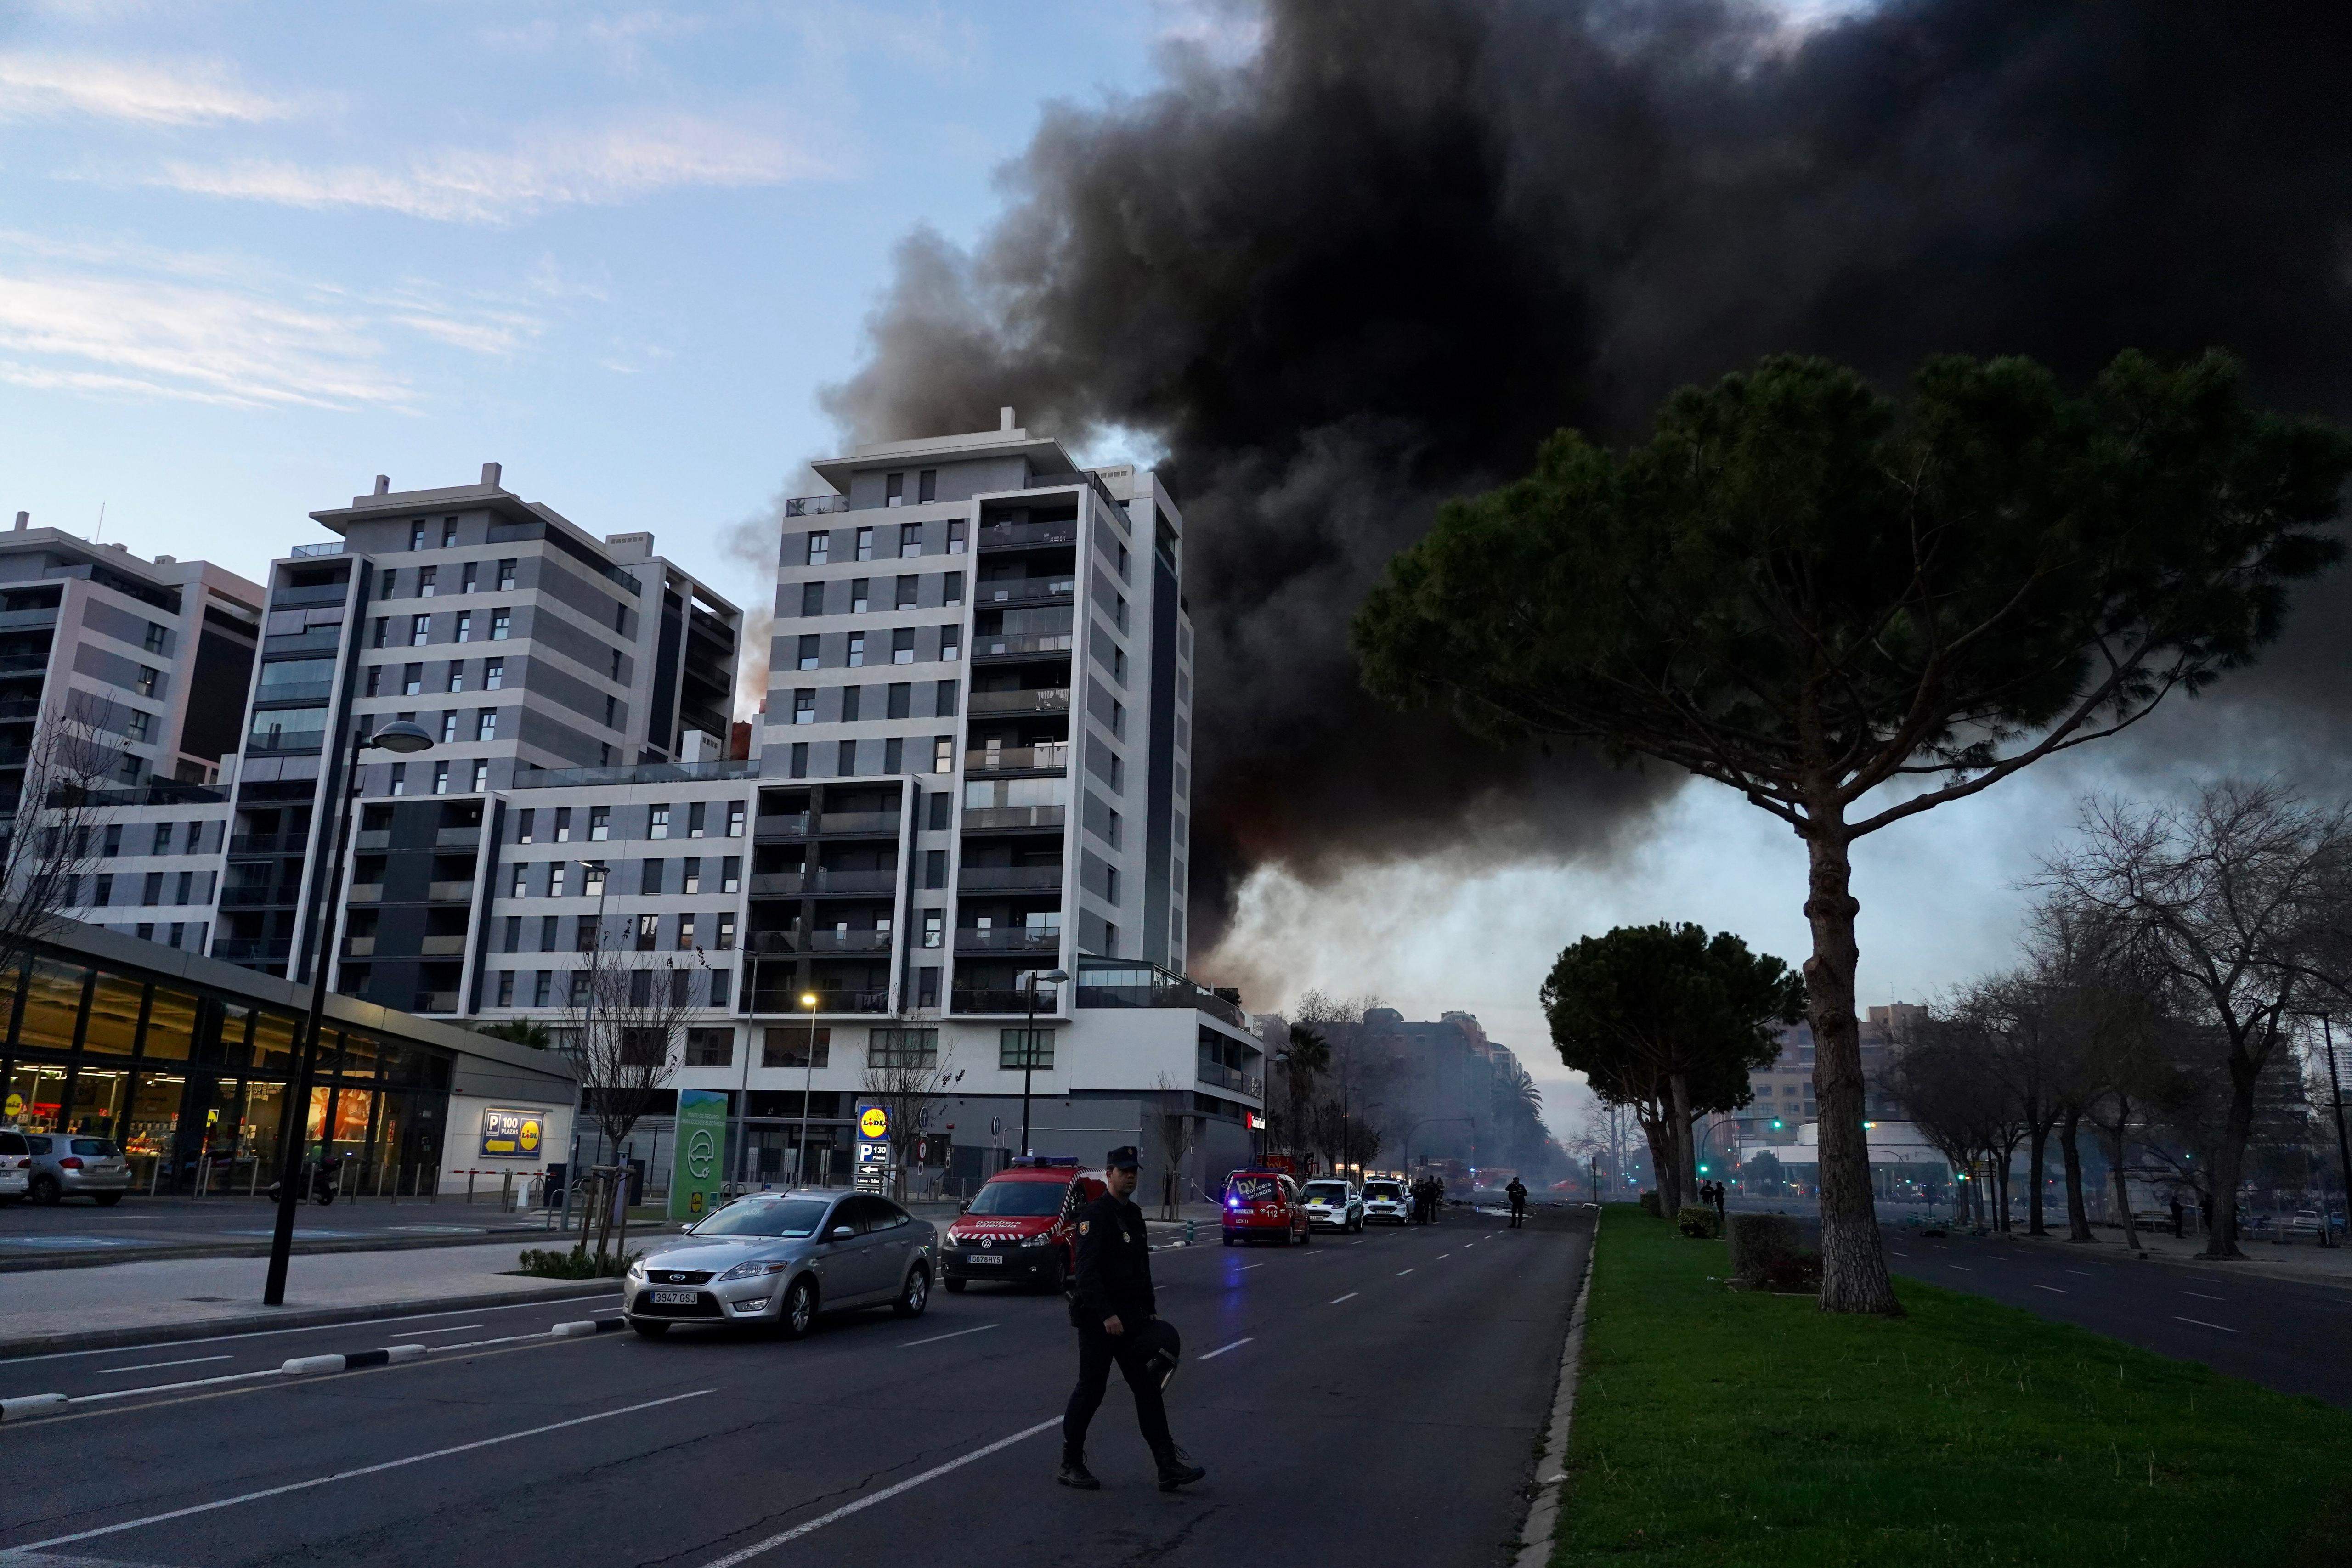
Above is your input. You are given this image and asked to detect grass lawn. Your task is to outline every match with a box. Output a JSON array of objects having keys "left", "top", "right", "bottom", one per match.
[{"left": 1552, "top": 1206, "right": 2352, "bottom": 1568}]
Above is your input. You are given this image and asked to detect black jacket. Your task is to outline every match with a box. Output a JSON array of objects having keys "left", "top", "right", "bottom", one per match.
[{"left": 1069, "top": 1191, "right": 1156, "bottom": 1329}]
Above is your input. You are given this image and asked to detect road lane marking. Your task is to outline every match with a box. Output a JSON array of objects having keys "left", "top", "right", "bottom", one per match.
[
  {"left": 403, "top": 1325, "right": 487, "bottom": 1337},
  {"left": 2066, "top": 1269, "right": 2097, "bottom": 1277},
  {"left": 1235, "top": 1263, "right": 1262, "bottom": 1271},
  {"left": 95, "top": 1356, "right": 232, "bottom": 1376},
  {"left": 2033, "top": 1285, "right": 2068, "bottom": 1294},
  {"left": 1948, "top": 1266, "right": 1972, "bottom": 1272},
  {"left": 1199, "top": 1337, "right": 1253, "bottom": 1361},
  {"left": 0, "top": 1292, "right": 624, "bottom": 1366},
  {"left": 899, "top": 1325, "right": 997, "bottom": 1349},
  {"left": 1329, "top": 1292, "right": 1358, "bottom": 1304},
  {"left": 1350, "top": 1239, "right": 1367, "bottom": 1246},
  {"left": 693, "top": 1416, "right": 1062, "bottom": 1567},
  {"left": 69, "top": 1368, "right": 288, "bottom": 1404},
  {"left": 1396, "top": 1269, "right": 1413, "bottom": 1276},
  {"left": 1889, "top": 1250, "right": 1910, "bottom": 1257},
  {"left": 4, "top": 1389, "right": 715, "bottom": 1551},
  {"left": 2174, "top": 1316, "right": 2238, "bottom": 1333},
  {"left": 1436, "top": 1253, "right": 1450, "bottom": 1260},
  {"left": 2181, "top": 1291, "right": 2226, "bottom": 1302}
]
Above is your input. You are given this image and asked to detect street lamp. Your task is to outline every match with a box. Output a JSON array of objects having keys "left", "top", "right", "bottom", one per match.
[
  {"left": 1018, "top": 967, "right": 1069, "bottom": 1159},
  {"left": 793, "top": 991, "right": 820, "bottom": 1186},
  {"left": 263, "top": 717, "right": 431, "bottom": 1307}
]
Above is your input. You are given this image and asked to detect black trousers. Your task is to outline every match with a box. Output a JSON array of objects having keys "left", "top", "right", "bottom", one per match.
[
  {"left": 1063, "top": 1322, "right": 1172, "bottom": 1458},
  {"left": 1510, "top": 1202, "right": 1525, "bottom": 1226}
]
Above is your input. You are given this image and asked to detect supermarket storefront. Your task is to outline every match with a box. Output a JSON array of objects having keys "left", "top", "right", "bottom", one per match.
[{"left": 0, "top": 923, "right": 573, "bottom": 1196}]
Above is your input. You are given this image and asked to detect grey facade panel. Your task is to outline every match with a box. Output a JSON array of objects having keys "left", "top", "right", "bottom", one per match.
[{"left": 1142, "top": 551, "right": 1179, "bottom": 966}]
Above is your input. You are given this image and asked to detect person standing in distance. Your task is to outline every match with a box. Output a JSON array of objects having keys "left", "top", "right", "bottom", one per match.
[
  {"left": 1059, "top": 1145, "right": 1206, "bottom": 1493},
  {"left": 1505, "top": 1175, "right": 1528, "bottom": 1229}
]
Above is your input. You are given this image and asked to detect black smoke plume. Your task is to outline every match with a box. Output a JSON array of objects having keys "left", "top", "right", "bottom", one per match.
[{"left": 822, "top": 0, "right": 2352, "bottom": 955}]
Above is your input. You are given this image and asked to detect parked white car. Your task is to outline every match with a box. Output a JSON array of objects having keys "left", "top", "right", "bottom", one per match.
[
  {"left": 0, "top": 1128, "right": 29, "bottom": 1201},
  {"left": 1300, "top": 1179, "right": 1364, "bottom": 1234},
  {"left": 1361, "top": 1179, "right": 1410, "bottom": 1225}
]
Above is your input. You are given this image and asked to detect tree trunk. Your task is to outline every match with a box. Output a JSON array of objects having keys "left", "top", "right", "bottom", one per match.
[
  {"left": 1668, "top": 1071, "right": 1698, "bottom": 1209},
  {"left": 1800, "top": 824, "right": 1900, "bottom": 1314},
  {"left": 1639, "top": 1112, "right": 1679, "bottom": 1213},
  {"left": 1994, "top": 1154, "right": 2011, "bottom": 1235},
  {"left": 2026, "top": 1121, "right": 2049, "bottom": 1237},
  {"left": 2106, "top": 1107, "right": 2140, "bottom": 1254},
  {"left": 2058, "top": 1107, "right": 2094, "bottom": 1242},
  {"left": 2201, "top": 1055, "right": 2261, "bottom": 1261}
]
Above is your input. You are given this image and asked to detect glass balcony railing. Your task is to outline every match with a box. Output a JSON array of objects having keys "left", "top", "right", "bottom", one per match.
[
  {"left": 956, "top": 864, "right": 1064, "bottom": 892},
  {"left": 967, "top": 688, "right": 1071, "bottom": 716},
  {"left": 966, "top": 745, "right": 1067, "bottom": 774}
]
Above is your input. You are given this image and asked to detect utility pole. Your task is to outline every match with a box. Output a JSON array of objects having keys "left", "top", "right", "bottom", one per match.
[{"left": 2324, "top": 1015, "right": 2351, "bottom": 1247}]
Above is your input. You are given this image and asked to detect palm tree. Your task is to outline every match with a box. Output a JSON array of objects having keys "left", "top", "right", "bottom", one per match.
[{"left": 476, "top": 1018, "right": 553, "bottom": 1049}]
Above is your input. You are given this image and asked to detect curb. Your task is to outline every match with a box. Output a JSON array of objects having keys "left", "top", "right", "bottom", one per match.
[
  {"left": 0, "top": 1281, "right": 624, "bottom": 1362},
  {"left": 0, "top": 1224, "right": 679, "bottom": 1276},
  {"left": 0, "top": 1315, "right": 628, "bottom": 1424},
  {"left": 1513, "top": 1220, "right": 1597, "bottom": 1568}
]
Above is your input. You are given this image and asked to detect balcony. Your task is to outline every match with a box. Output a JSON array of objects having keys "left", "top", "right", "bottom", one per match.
[
  {"left": 260, "top": 629, "right": 342, "bottom": 656},
  {"left": 435, "top": 825, "right": 482, "bottom": 849},
  {"left": 354, "top": 829, "right": 391, "bottom": 852},
  {"left": 1077, "top": 961, "right": 1246, "bottom": 1028},
  {"left": 1198, "top": 1060, "right": 1264, "bottom": 1099},
  {"left": 210, "top": 936, "right": 292, "bottom": 963},
  {"left": 348, "top": 883, "right": 385, "bottom": 903},
  {"left": 411, "top": 991, "right": 460, "bottom": 1014},
  {"left": 0, "top": 654, "right": 52, "bottom": 677},
  {"left": 244, "top": 726, "right": 326, "bottom": 756},
  {"left": 965, "top": 745, "right": 1067, "bottom": 777},
  {"left": 427, "top": 880, "right": 475, "bottom": 903},
  {"left": 0, "top": 608, "right": 58, "bottom": 632},
  {"left": 270, "top": 582, "right": 350, "bottom": 609},
  {"left": 971, "top": 633, "right": 1072, "bottom": 660},
  {"left": 754, "top": 813, "right": 811, "bottom": 841},
  {"left": 253, "top": 682, "right": 335, "bottom": 707},
  {"left": 220, "top": 885, "right": 293, "bottom": 908},
  {"left": 816, "top": 810, "right": 902, "bottom": 836},
  {"left": 967, "top": 688, "right": 1070, "bottom": 716},
  {"left": 509, "top": 757, "right": 757, "bottom": 790},
  {"left": 750, "top": 868, "right": 900, "bottom": 898},
  {"left": 783, "top": 494, "right": 853, "bottom": 518},
  {"left": 952, "top": 987, "right": 1061, "bottom": 1015},
  {"left": 956, "top": 864, "right": 1064, "bottom": 893},
  {"left": 342, "top": 936, "right": 375, "bottom": 958},
  {"left": 962, "top": 804, "right": 1065, "bottom": 833},
  {"left": 420, "top": 933, "right": 469, "bottom": 956},
  {"left": 956, "top": 927, "right": 1062, "bottom": 954},
  {"left": 750, "top": 985, "right": 890, "bottom": 1015},
  {"left": 746, "top": 930, "right": 801, "bottom": 954},
  {"left": 229, "top": 833, "right": 310, "bottom": 856},
  {"left": 976, "top": 578, "right": 1075, "bottom": 609},
  {"left": 290, "top": 540, "right": 347, "bottom": 558},
  {"left": 801, "top": 929, "right": 893, "bottom": 954},
  {"left": 978, "top": 521, "right": 1076, "bottom": 551}
]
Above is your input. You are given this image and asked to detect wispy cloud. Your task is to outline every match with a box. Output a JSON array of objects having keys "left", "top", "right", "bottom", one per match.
[
  {"left": 151, "top": 114, "right": 834, "bottom": 224},
  {"left": 0, "top": 232, "right": 554, "bottom": 409},
  {"left": 0, "top": 52, "right": 289, "bottom": 125}
]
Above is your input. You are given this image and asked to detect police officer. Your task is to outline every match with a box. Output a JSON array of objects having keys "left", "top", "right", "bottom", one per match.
[
  {"left": 1060, "top": 1145, "right": 1207, "bottom": 1493},
  {"left": 1506, "top": 1175, "right": 1528, "bottom": 1228}
]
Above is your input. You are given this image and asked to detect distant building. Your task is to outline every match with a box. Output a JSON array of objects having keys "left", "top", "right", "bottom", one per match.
[{"left": 1727, "top": 1002, "right": 1924, "bottom": 1149}]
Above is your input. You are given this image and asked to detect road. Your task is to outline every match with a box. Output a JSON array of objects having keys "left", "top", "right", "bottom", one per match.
[
  {"left": 0, "top": 1191, "right": 560, "bottom": 1266},
  {"left": 1877, "top": 1224, "right": 2352, "bottom": 1407},
  {"left": 0, "top": 1207, "right": 1589, "bottom": 1568}
]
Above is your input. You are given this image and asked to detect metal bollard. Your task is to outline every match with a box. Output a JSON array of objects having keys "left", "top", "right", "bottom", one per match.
[
  {"left": 1186, "top": 1219, "right": 1196, "bottom": 1246},
  {"left": 149, "top": 1158, "right": 163, "bottom": 1197},
  {"left": 501, "top": 1170, "right": 514, "bottom": 1213},
  {"left": 465, "top": 1168, "right": 477, "bottom": 1204}
]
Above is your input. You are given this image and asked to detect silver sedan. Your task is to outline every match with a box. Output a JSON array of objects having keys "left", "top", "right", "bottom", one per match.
[{"left": 623, "top": 1190, "right": 938, "bottom": 1339}]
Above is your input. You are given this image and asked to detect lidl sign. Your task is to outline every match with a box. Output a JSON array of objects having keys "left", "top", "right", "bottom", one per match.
[
  {"left": 858, "top": 1105, "right": 890, "bottom": 1140},
  {"left": 480, "top": 1108, "right": 544, "bottom": 1158}
]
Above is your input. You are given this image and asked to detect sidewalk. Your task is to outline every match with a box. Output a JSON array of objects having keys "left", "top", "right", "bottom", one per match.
[{"left": 1972, "top": 1222, "right": 2352, "bottom": 1288}]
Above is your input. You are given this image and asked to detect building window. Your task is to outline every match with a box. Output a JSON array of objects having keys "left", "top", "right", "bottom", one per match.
[
  {"left": 854, "top": 526, "right": 874, "bottom": 561},
  {"left": 896, "top": 574, "right": 918, "bottom": 609},
  {"left": 797, "top": 634, "right": 820, "bottom": 671},
  {"left": 933, "top": 737, "right": 953, "bottom": 775},
  {"left": 497, "top": 972, "right": 516, "bottom": 1006},
  {"left": 504, "top": 918, "right": 522, "bottom": 952},
  {"left": 789, "top": 743, "right": 808, "bottom": 778},
  {"left": 728, "top": 801, "right": 745, "bottom": 837},
  {"left": 1000, "top": 1028, "right": 1054, "bottom": 1070},
  {"left": 389, "top": 763, "right": 407, "bottom": 795},
  {"left": 941, "top": 626, "right": 960, "bottom": 661},
  {"left": 486, "top": 657, "right": 505, "bottom": 689},
  {"left": 869, "top": 1027, "right": 938, "bottom": 1067},
  {"left": 850, "top": 578, "right": 870, "bottom": 613},
  {"left": 511, "top": 865, "right": 528, "bottom": 897},
  {"left": 886, "top": 682, "right": 911, "bottom": 720},
  {"left": 1113, "top": 647, "right": 1127, "bottom": 683},
  {"left": 642, "top": 859, "right": 664, "bottom": 896},
  {"left": 373, "top": 618, "right": 389, "bottom": 648},
  {"left": 711, "top": 969, "right": 730, "bottom": 1007},
  {"left": 604, "top": 695, "right": 617, "bottom": 726},
  {"left": 432, "top": 761, "right": 451, "bottom": 795},
  {"left": 899, "top": 524, "right": 921, "bottom": 559},
  {"left": 806, "top": 531, "right": 830, "bottom": 566},
  {"left": 922, "top": 911, "right": 942, "bottom": 948},
  {"left": 533, "top": 972, "right": 553, "bottom": 1007},
  {"left": 490, "top": 609, "right": 511, "bottom": 640},
  {"left": 410, "top": 522, "right": 428, "bottom": 550},
  {"left": 583, "top": 862, "right": 607, "bottom": 897},
  {"left": 948, "top": 519, "right": 966, "bottom": 553},
  {"left": 135, "top": 665, "right": 158, "bottom": 696},
  {"left": 842, "top": 686, "right": 861, "bottom": 724},
  {"left": 553, "top": 807, "right": 572, "bottom": 842},
  {"left": 462, "top": 561, "right": 478, "bottom": 593},
  {"left": 685, "top": 1027, "right": 732, "bottom": 1068},
  {"left": 682, "top": 857, "right": 701, "bottom": 894},
  {"left": 442, "top": 518, "right": 459, "bottom": 547},
  {"left": 477, "top": 708, "right": 497, "bottom": 741},
  {"left": 576, "top": 917, "right": 599, "bottom": 953},
  {"left": 635, "top": 913, "right": 659, "bottom": 951},
  {"left": 763, "top": 1027, "right": 830, "bottom": 1069},
  {"left": 93, "top": 872, "right": 113, "bottom": 906},
  {"left": 381, "top": 569, "right": 400, "bottom": 599},
  {"left": 717, "top": 912, "right": 736, "bottom": 950},
  {"left": 793, "top": 689, "right": 816, "bottom": 725},
  {"left": 406, "top": 615, "right": 428, "bottom": 647},
  {"left": 687, "top": 801, "right": 707, "bottom": 839},
  {"left": 837, "top": 740, "right": 856, "bottom": 776},
  {"left": 936, "top": 680, "right": 958, "bottom": 718},
  {"left": 126, "top": 711, "right": 151, "bottom": 743},
  {"left": 721, "top": 856, "right": 741, "bottom": 893},
  {"left": 847, "top": 632, "right": 865, "bottom": 668},
  {"left": 918, "top": 468, "right": 937, "bottom": 503},
  {"left": 589, "top": 806, "right": 610, "bottom": 841},
  {"left": 441, "top": 711, "right": 459, "bottom": 743},
  {"left": 924, "top": 849, "right": 946, "bottom": 890},
  {"left": 883, "top": 737, "right": 904, "bottom": 774},
  {"left": 570, "top": 971, "right": 592, "bottom": 1006},
  {"left": 944, "top": 571, "right": 963, "bottom": 607},
  {"left": 174, "top": 870, "right": 193, "bottom": 904},
  {"left": 927, "top": 793, "right": 951, "bottom": 830},
  {"left": 365, "top": 666, "right": 383, "bottom": 698},
  {"left": 454, "top": 611, "right": 472, "bottom": 641},
  {"left": 677, "top": 914, "right": 697, "bottom": 950},
  {"left": 498, "top": 559, "right": 518, "bottom": 591},
  {"left": 918, "top": 966, "right": 940, "bottom": 1009},
  {"left": 418, "top": 566, "right": 437, "bottom": 597},
  {"left": 1109, "top": 699, "right": 1125, "bottom": 739},
  {"left": 449, "top": 660, "right": 466, "bottom": 692},
  {"left": 891, "top": 628, "right": 915, "bottom": 664},
  {"left": 649, "top": 804, "right": 670, "bottom": 839},
  {"left": 143, "top": 622, "right": 166, "bottom": 653},
  {"left": 540, "top": 915, "right": 559, "bottom": 950},
  {"left": 401, "top": 664, "right": 422, "bottom": 696},
  {"left": 472, "top": 761, "right": 489, "bottom": 792},
  {"left": 549, "top": 863, "right": 566, "bottom": 897},
  {"left": 886, "top": 471, "right": 904, "bottom": 504},
  {"left": 800, "top": 581, "right": 824, "bottom": 617}
]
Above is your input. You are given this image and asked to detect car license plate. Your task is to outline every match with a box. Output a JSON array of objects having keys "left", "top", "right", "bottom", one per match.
[
  {"left": 967, "top": 1255, "right": 1005, "bottom": 1266},
  {"left": 648, "top": 1290, "right": 697, "bottom": 1304}
]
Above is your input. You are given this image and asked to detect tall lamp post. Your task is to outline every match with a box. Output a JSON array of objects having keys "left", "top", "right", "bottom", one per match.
[
  {"left": 792, "top": 990, "right": 819, "bottom": 1186},
  {"left": 2321, "top": 1014, "right": 2351, "bottom": 1246},
  {"left": 263, "top": 717, "right": 432, "bottom": 1307},
  {"left": 1018, "top": 967, "right": 1069, "bottom": 1159}
]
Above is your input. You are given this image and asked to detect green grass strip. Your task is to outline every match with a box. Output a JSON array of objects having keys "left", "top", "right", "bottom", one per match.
[{"left": 1552, "top": 1205, "right": 2352, "bottom": 1568}]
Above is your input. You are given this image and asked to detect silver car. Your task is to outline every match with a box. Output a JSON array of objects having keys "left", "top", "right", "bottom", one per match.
[
  {"left": 0, "top": 1129, "right": 29, "bottom": 1202},
  {"left": 23, "top": 1133, "right": 132, "bottom": 1206},
  {"left": 623, "top": 1190, "right": 938, "bottom": 1339}
]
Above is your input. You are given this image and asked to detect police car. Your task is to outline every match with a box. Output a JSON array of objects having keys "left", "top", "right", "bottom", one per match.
[
  {"left": 1360, "top": 1178, "right": 1410, "bottom": 1224},
  {"left": 940, "top": 1157, "right": 1106, "bottom": 1293},
  {"left": 1300, "top": 1179, "right": 1364, "bottom": 1233}
]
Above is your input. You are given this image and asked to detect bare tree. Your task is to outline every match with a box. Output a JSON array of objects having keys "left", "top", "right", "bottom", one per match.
[
  {"left": 561, "top": 939, "right": 701, "bottom": 1264},
  {"left": 2044, "top": 783, "right": 2348, "bottom": 1259},
  {"left": 1149, "top": 1072, "right": 1201, "bottom": 1219},
  {"left": 862, "top": 1029, "right": 959, "bottom": 1203},
  {"left": 5, "top": 699, "right": 125, "bottom": 976}
]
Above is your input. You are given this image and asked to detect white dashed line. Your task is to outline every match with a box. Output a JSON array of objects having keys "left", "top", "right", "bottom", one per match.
[
  {"left": 1199, "top": 1337, "right": 1254, "bottom": 1361},
  {"left": 1329, "top": 1292, "right": 1358, "bottom": 1305},
  {"left": 1236, "top": 1262, "right": 1263, "bottom": 1271},
  {"left": 2180, "top": 1291, "right": 2225, "bottom": 1302},
  {"left": 2032, "top": 1285, "right": 2068, "bottom": 1294},
  {"left": 900, "top": 1324, "right": 997, "bottom": 1349},
  {"left": 1436, "top": 1253, "right": 1450, "bottom": 1260},
  {"left": 2066, "top": 1269, "right": 2097, "bottom": 1277},
  {"left": 2174, "top": 1316, "right": 2238, "bottom": 1334},
  {"left": 95, "top": 1355, "right": 232, "bottom": 1376},
  {"left": 1395, "top": 1269, "right": 1413, "bottom": 1276}
]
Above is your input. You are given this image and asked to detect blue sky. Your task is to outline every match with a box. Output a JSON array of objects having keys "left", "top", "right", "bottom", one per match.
[{"left": 0, "top": 1, "right": 1219, "bottom": 604}]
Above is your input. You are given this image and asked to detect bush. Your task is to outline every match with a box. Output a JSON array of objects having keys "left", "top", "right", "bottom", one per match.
[
  {"left": 1675, "top": 1205, "right": 1723, "bottom": 1239},
  {"left": 516, "top": 1245, "right": 640, "bottom": 1280},
  {"left": 1638, "top": 1190, "right": 1663, "bottom": 1218},
  {"left": 1728, "top": 1212, "right": 1809, "bottom": 1282}
]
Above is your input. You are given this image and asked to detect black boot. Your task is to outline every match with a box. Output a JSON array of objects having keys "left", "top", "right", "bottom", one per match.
[
  {"left": 1057, "top": 1448, "right": 1100, "bottom": 1490},
  {"left": 1155, "top": 1447, "right": 1207, "bottom": 1491}
]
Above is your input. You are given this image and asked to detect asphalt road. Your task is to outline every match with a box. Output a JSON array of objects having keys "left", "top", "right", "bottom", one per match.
[
  {"left": 0, "top": 1192, "right": 555, "bottom": 1264},
  {"left": 0, "top": 1207, "right": 1590, "bottom": 1568},
  {"left": 1878, "top": 1225, "right": 2352, "bottom": 1407}
]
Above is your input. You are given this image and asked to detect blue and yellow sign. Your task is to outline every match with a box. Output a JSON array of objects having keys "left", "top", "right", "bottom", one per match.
[{"left": 480, "top": 1107, "right": 544, "bottom": 1159}]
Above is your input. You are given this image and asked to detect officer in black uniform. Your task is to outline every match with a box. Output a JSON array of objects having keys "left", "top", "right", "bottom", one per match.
[
  {"left": 1506, "top": 1175, "right": 1528, "bottom": 1228},
  {"left": 1059, "top": 1145, "right": 1207, "bottom": 1492}
]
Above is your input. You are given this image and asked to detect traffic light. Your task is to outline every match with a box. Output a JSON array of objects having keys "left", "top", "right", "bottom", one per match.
[{"left": 1697, "top": 1162, "right": 1709, "bottom": 1174}]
